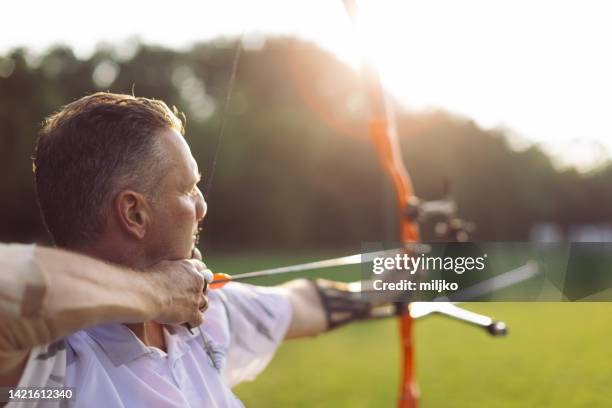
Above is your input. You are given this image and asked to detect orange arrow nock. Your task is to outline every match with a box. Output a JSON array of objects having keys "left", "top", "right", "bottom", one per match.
[{"left": 209, "top": 273, "right": 232, "bottom": 289}]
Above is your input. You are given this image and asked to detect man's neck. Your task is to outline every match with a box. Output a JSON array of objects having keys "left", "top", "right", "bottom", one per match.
[
  {"left": 125, "top": 321, "right": 167, "bottom": 352},
  {"left": 77, "top": 242, "right": 150, "bottom": 270}
]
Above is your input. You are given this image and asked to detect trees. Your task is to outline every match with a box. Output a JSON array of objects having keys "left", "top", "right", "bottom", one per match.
[{"left": 0, "top": 39, "right": 609, "bottom": 246}]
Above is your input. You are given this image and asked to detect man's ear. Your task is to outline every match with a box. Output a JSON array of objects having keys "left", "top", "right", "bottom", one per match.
[{"left": 114, "top": 190, "right": 151, "bottom": 240}]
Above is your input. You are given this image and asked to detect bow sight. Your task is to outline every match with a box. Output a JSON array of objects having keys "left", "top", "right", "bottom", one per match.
[{"left": 404, "top": 195, "right": 475, "bottom": 243}]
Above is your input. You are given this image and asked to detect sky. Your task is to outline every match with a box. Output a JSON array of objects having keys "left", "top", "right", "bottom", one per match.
[{"left": 1, "top": 0, "right": 611, "bottom": 171}]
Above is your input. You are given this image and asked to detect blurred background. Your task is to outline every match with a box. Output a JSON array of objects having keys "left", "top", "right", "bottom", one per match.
[{"left": 1, "top": 0, "right": 611, "bottom": 406}]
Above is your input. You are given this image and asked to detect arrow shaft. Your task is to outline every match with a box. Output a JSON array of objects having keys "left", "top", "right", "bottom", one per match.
[{"left": 213, "top": 249, "right": 398, "bottom": 284}]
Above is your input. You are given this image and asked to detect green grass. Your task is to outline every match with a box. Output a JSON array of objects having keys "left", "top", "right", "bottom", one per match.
[{"left": 207, "top": 253, "right": 612, "bottom": 407}]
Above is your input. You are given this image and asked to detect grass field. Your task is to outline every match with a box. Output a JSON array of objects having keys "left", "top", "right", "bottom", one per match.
[{"left": 208, "top": 253, "right": 612, "bottom": 407}]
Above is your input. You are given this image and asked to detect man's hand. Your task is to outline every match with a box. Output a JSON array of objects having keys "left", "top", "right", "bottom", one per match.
[{"left": 149, "top": 258, "right": 211, "bottom": 327}]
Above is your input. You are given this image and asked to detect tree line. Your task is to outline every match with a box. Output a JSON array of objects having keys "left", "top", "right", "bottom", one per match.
[{"left": 0, "top": 38, "right": 609, "bottom": 250}]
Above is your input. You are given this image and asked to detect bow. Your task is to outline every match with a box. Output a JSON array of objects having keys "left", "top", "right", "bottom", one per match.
[
  {"left": 341, "top": 1, "right": 420, "bottom": 406},
  {"left": 208, "top": 3, "right": 467, "bottom": 406}
]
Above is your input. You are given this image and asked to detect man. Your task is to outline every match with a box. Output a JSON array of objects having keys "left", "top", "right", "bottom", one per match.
[{"left": 1, "top": 92, "right": 378, "bottom": 407}]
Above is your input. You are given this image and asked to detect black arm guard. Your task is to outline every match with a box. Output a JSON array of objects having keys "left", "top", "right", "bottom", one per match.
[{"left": 311, "top": 278, "right": 374, "bottom": 331}]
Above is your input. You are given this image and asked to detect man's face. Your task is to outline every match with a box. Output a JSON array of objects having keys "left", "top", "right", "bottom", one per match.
[{"left": 145, "top": 128, "right": 207, "bottom": 261}]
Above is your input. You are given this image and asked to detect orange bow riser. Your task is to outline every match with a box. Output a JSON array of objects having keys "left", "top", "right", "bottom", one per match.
[{"left": 342, "top": 1, "right": 421, "bottom": 407}]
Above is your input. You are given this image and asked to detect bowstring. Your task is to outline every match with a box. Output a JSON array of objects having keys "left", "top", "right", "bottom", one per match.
[
  {"left": 194, "top": 35, "right": 243, "bottom": 349},
  {"left": 205, "top": 35, "right": 244, "bottom": 199}
]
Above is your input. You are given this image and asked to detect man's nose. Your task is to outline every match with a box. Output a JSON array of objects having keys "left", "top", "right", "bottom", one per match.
[{"left": 195, "top": 188, "right": 207, "bottom": 221}]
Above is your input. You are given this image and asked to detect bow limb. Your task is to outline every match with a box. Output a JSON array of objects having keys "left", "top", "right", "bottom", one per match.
[{"left": 341, "top": 1, "right": 420, "bottom": 407}]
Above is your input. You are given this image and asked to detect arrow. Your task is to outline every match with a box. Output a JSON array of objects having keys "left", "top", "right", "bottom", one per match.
[{"left": 209, "top": 249, "right": 400, "bottom": 289}]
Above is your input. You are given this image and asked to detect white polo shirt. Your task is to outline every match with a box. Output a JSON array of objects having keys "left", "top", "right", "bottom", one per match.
[{"left": 9, "top": 282, "right": 292, "bottom": 407}]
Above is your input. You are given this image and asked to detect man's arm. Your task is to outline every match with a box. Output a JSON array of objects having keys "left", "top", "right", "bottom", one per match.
[
  {"left": 0, "top": 244, "right": 207, "bottom": 384},
  {"left": 280, "top": 279, "right": 328, "bottom": 339}
]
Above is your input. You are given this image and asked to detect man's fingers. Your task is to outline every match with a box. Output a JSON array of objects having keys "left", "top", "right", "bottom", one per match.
[
  {"left": 186, "top": 295, "right": 208, "bottom": 327},
  {"left": 199, "top": 294, "right": 209, "bottom": 312}
]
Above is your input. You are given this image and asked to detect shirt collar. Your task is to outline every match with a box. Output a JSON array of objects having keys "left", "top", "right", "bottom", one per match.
[{"left": 86, "top": 323, "right": 197, "bottom": 367}]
